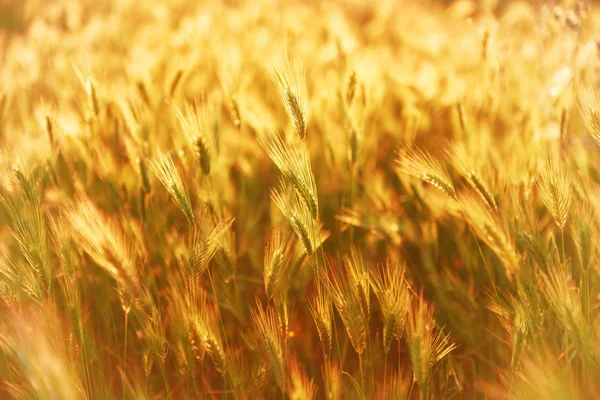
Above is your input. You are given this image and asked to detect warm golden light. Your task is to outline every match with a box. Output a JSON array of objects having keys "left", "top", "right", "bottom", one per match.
[{"left": 0, "top": 0, "right": 599, "bottom": 399}]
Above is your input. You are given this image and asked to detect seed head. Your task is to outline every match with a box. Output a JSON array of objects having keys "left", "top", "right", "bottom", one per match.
[
  {"left": 85, "top": 77, "right": 99, "bottom": 118},
  {"left": 269, "top": 55, "right": 308, "bottom": 140},
  {"left": 538, "top": 157, "right": 571, "bottom": 231},
  {"left": 397, "top": 147, "right": 456, "bottom": 198}
]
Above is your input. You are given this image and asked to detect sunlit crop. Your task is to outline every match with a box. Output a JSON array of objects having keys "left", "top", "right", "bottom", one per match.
[{"left": 1, "top": 0, "right": 600, "bottom": 399}]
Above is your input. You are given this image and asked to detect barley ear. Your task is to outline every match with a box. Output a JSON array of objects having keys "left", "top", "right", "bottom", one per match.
[
  {"left": 150, "top": 149, "right": 195, "bottom": 224},
  {"left": 458, "top": 193, "right": 518, "bottom": 279},
  {"left": 85, "top": 77, "right": 100, "bottom": 119},
  {"left": 323, "top": 255, "right": 367, "bottom": 355},
  {"left": 576, "top": 75, "right": 600, "bottom": 145},
  {"left": 0, "top": 91, "right": 6, "bottom": 120},
  {"left": 447, "top": 143, "right": 497, "bottom": 212},
  {"left": 264, "top": 227, "right": 295, "bottom": 300},
  {"left": 251, "top": 300, "right": 287, "bottom": 391},
  {"left": 166, "top": 68, "right": 184, "bottom": 99},
  {"left": 262, "top": 131, "right": 319, "bottom": 219},
  {"left": 172, "top": 100, "right": 215, "bottom": 176},
  {"left": 289, "top": 356, "right": 318, "bottom": 400},
  {"left": 269, "top": 55, "right": 308, "bottom": 140},
  {"left": 406, "top": 296, "right": 456, "bottom": 399},
  {"left": 188, "top": 213, "right": 233, "bottom": 279},
  {"left": 370, "top": 259, "right": 410, "bottom": 354},
  {"left": 193, "top": 135, "right": 212, "bottom": 175},
  {"left": 308, "top": 287, "right": 333, "bottom": 357},
  {"left": 396, "top": 147, "right": 456, "bottom": 198},
  {"left": 346, "top": 70, "right": 357, "bottom": 106},
  {"left": 538, "top": 157, "right": 571, "bottom": 231},
  {"left": 272, "top": 183, "right": 315, "bottom": 255},
  {"left": 43, "top": 114, "right": 54, "bottom": 146},
  {"left": 343, "top": 247, "right": 370, "bottom": 321}
]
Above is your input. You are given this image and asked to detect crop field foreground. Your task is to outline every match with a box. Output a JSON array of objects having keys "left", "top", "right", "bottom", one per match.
[{"left": 1, "top": 0, "right": 600, "bottom": 399}]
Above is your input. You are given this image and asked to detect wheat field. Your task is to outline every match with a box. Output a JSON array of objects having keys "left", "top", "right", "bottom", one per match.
[{"left": 1, "top": 0, "right": 600, "bottom": 399}]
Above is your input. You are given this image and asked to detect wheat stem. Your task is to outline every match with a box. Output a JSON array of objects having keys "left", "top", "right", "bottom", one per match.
[
  {"left": 82, "top": 338, "right": 93, "bottom": 398},
  {"left": 160, "top": 361, "right": 173, "bottom": 400},
  {"left": 310, "top": 212, "right": 321, "bottom": 293},
  {"left": 122, "top": 311, "right": 129, "bottom": 400},
  {"left": 582, "top": 268, "right": 590, "bottom": 322},
  {"left": 398, "top": 338, "right": 401, "bottom": 384},
  {"left": 207, "top": 267, "right": 231, "bottom": 397},
  {"left": 359, "top": 351, "right": 364, "bottom": 390},
  {"left": 207, "top": 267, "right": 230, "bottom": 354},
  {"left": 384, "top": 351, "right": 388, "bottom": 400},
  {"left": 349, "top": 164, "right": 356, "bottom": 243},
  {"left": 331, "top": 304, "right": 344, "bottom": 372},
  {"left": 561, "top": 229, "right": 566, "bottom": 264}
]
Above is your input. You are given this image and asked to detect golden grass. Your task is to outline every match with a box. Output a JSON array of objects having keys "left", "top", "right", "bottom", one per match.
[{"left": 2, "top": 0, "right": 600, "bottom": 399}]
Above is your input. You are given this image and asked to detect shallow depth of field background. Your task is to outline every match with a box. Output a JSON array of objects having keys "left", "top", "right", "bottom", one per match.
[{"left": 1, "top": 0, "right": 600, "bottom": 399}]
